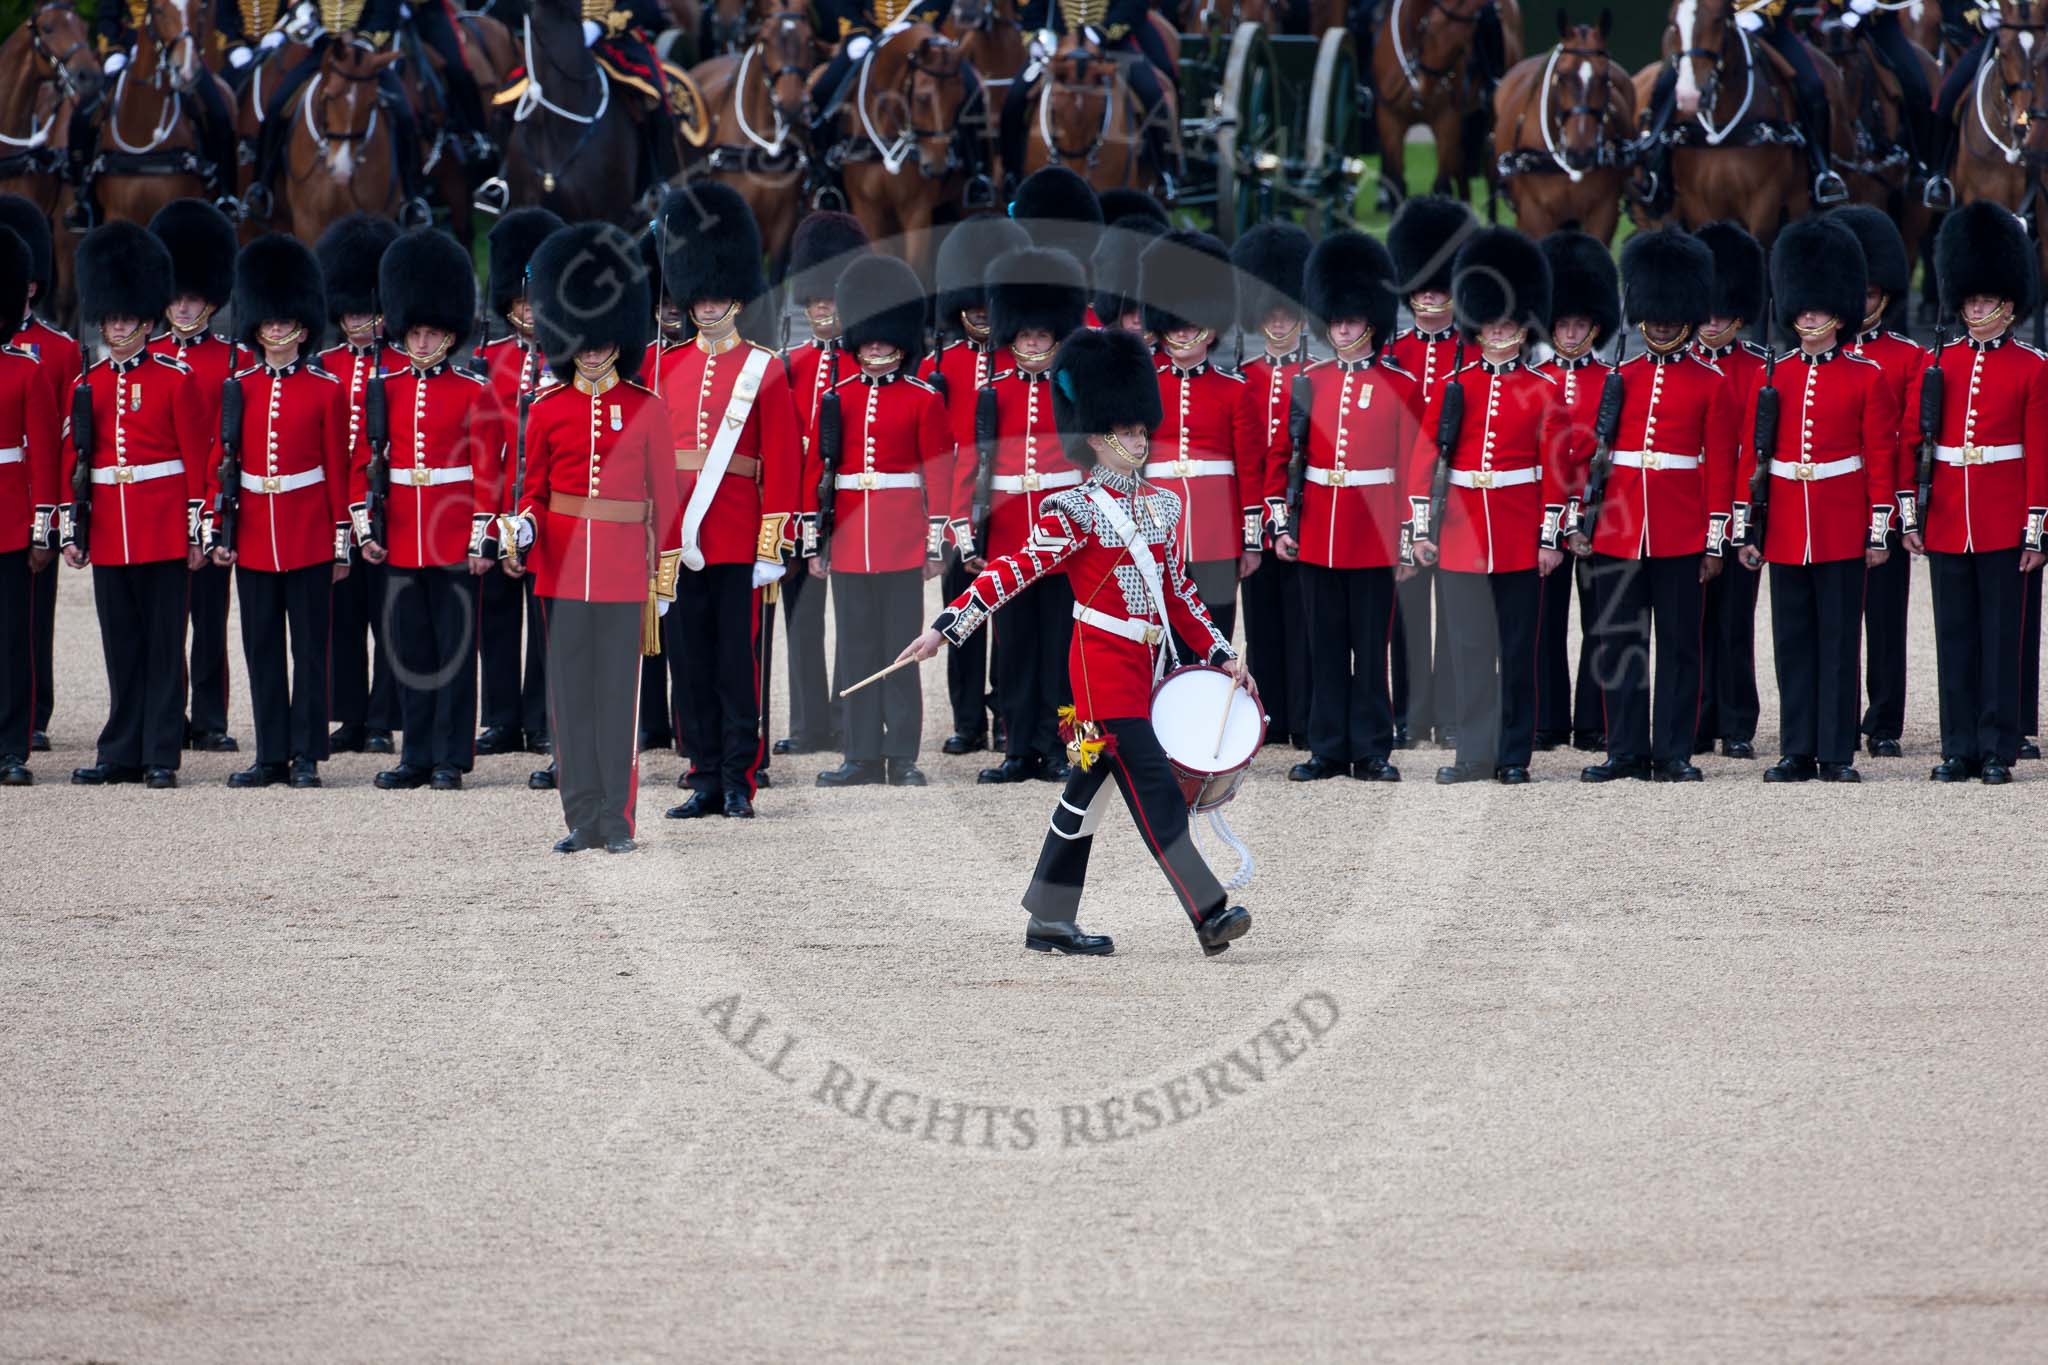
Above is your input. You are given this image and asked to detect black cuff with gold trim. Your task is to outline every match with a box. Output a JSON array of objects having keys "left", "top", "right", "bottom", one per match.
[
  {"left": 1540, "top": 503, "right": 1565, "bottom": 550},
  {"left": 2028, "top": 508, "right": 2048, "bottom": 553}
]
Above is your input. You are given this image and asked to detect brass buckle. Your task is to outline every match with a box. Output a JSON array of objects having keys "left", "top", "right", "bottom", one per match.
[
  {"left": 1141, "top": 624, "right": 1162, "bottom": 645},
  {"left": 1022, "top": 471, "right": 1041, "bottom": 491},
  {"left": 858, "top": 469, "right": 878, "bottom": 490},
  {"left": 1794, "top": 463, "right": 1816, "bottom": 481},
  {"left": 1328, "top": 467, "right": 1348, "bottom": 488},
  {"left": 261, "top": 476, "right": 281, "bottom": 494},
  {"left": 408, "top": 467, "right": 432, "bottom": 487},
  {"left": 1173, "top": 458, "right": 1192, "bottom": 477},
  {"left": 114, "top": 466, "right": 135, "bottom": 483},
  {"left": 1964, "top": 445, "right": 1986, "bottom": 465},
  {"left": 1471, "top": 469, "right": 1494, "bottom": 489},
  {"left": 1640, "top": 451, "right": 1661, "bottom": 471}
]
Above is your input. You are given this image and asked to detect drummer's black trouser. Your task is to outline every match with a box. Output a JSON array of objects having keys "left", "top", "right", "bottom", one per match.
[{"left": 1023, "top": 717, "right": 1227, "bottom": 928}]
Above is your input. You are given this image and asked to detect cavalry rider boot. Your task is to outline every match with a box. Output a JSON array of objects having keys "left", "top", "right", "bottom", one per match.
[
  {"left": 554, "top": 828, "right": 597, "bottom": 854},
  {"left": 1288, "top": 754, "right": 1347, "bottom": 782},
  {"left": 816, "top": 758, "right": 884, "bottom": 788},
  {"left": 1354, "top": 757, "right": 1401, "bottom": 782},
  {"left": 227, "top": 761, "right": 288, "bottom": 788},
  {"left": 1195, "top": 905, "right": 1253, "bottom": 957},
  {"left": 667, "top": 790, "right": 720, "bottom": 819},
  {"left": 978, "top": 754, "right": 1042, "bottom": 784},
  {"left": 1923, "top": 114, "right": 1957, "bottom": 208},
  {"left": 71, "top": 762, "right": 144, "bottom": 785},
  {"left": 1805, "top": 104, "right": 1850, "bottom": 205},
  {"left": 529, "top": 761, "right": 557, "bottom": 790},
  {"left": 1980, "top": 759, "right": 2014, "bottom": 786},
  {"left": 1581, "top": 755, "right": 1652, "bottom": 783},
  {"left": 1024, "top": 917, "right": 1115, "bottom": 956},
  {"left": 1763, "top": 755, "right": 1818, "bottom": 783},
  {"left": 1930, "top": 756, "right": 1978, "bottom": 782},
  {"left": 1651, "top": 759, "right": 1705, "bottom": 782},
  {"left": 722, "top": 790, "right": 755, "bottom": 819},
  {"left": 1816, "top": 761, "right": 1861, "bottom": 783},
  {"left": 887, "top": 759, "right": 927, "bottom": 787},
  {"left": 289, "top": 758, "right": 321, "bottom": 789}
]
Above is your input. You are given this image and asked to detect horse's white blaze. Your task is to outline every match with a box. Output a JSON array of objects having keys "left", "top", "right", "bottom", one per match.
[
  {"left": 169, "top": 0, "right": 197, "bottom": 81},
  {"left": 1579, "top": 59, "right": 1594, "bottom": 106},
  {"left": 2025, "top": 30, "right": 2037, "bottom": 55},
  {"left": 1674, "top": 0, "right": 1699, "bottom": 107},
  {"left": 330, "top": 82, "right": 355, "bottom": 180}
]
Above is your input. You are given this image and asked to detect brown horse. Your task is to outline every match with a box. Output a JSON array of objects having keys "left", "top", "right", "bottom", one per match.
[
  {"left": 0, "top": 2, "right": 99, "bottom": 317},
  {"left": 499, "top": 0, "right": 649, "bottom": 225},
  {"left": 1373, "top": 0, "right": 1524, "bottom": 204},
  {"left": 837, "top": 23, "right": 972, "bottom": 275},
  {"left": 687, "top": 9, "right": 814, "bottom": 268},
  {"left": 1493, "top": 11, "right": 1632, "bottom": 241},
  {"left": 946, "top": 0, "right": 1025, "bottom": 187},
  {"left": 1810, "top": 10, "right": 1937, "bottom": 288},
  {"left": 90, "top": 0, "right": 237, "bottom": 230},
  {"left": 1182, "top": 0, "right": 1343, "bottom": 37},
  {"left": 274, "top": 42, "right": 406, "bottom": 244},
  {"left": 1021, "top": 35, "right": 1160, "bottom": 194},
  {"left": 1949, "top": 0, "right": 2048, "bottom": 287}
]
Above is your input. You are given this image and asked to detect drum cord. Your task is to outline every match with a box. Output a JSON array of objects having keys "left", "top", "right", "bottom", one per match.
[{"left": 1197, "top": 806, "right": 1254, "bottom": 891}]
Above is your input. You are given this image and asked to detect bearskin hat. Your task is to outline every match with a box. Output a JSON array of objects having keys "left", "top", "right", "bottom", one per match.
[
  {"left": 637, "top": 224, "right": 663, "bottom": 300},
  {"left": 146, "top": 198, "right": 236, "bottom": 308},
  {"left": 935, "top": 215, "right": 1028, "bottom": 326},
  {"left": 1540, "top": 230, "right": 1620, "bottom": 338},
  {"left": 529, "top": 222, "right": 653, "bottom": 384},
  {"left": 316, "top": 213, "right": 399, "bottom": 324},
  {"left": 1140, "top": 229, "right": 1236, "bottom": 338},
  {"left": 77, "top": 220, "right": 172, "bottom": 327},
  {"left": 835, "top": 254, "right": 926, "bottom": 361},
  {"left": 659, "top": 181, "right": 766, "bottom": 307},
  {"left": 1694, "top": 220, "right": 1765, "bottom": 324},
  {"left": 379, "top": 228, "right": 476, "bottom": 350},
  {"left": 1090, "top": 218, "right": 1164, "bottom": 325},
  {"left": 1620, "top": 227, "right": 1712, "bottom": 329},
  {"left": 1009, "top": 165, "right": 1103, "bottom": 259},
  {"left": 0, "top": 228, "right": 28, "bottom": 342},
  {"left": 1771, "top": 215, "right": 1865, "bottom": 332},
  {"left": 1051, "top": 327, "right": 1162, "bottom": 469},
  {"left": 0, "top": 194, "right": 53, "bottom": 300},
  {"left": 989, "top": 247, "right": 1087, "bottom": 349},
  {"left": 1099, "top": 187, "right": 1168, "bottom": 230},
  {"left": 787, "top": 212, "right": 871, "bottom": 306},
  {"left": 1829, "top": 203, "right": 1909, "bottom": 302},
  {"left": 1304, "top": 230, "right": 1398, "bottom": 352},
  {"left": 1231, "top": 222, "right": 1311, "bottom": 333},
  {"left": 487, "top": 207, "right": 566, "bottom": 320},
  {"left": 1936, "top": 199, "right": 2039, "bottom": 317},
  {"left": 1389, "top": 195, "right": 1477, "bottom": 297},
  {"left": 231, "top": 234, "right": 326, "bottom": 349},
  {"left": 1451, "top": 227, "right": 1550, "bottom": 335}
]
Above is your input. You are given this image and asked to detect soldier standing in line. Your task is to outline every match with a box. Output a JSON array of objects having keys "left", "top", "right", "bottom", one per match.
[{"left": 0, "top": 226, "right": 60, "bottom": 786}]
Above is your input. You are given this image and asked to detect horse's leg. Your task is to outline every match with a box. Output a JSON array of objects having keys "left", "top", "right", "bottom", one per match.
[
  {"left": 1376, "top": 106, "right": 1407, "bottom": 204},
  {"left": 1430, "top": 104, "right": 1462, "bottom": 199}
]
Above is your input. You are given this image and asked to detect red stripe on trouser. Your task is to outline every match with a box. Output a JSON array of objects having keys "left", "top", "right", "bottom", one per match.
[{"left": 1108, "top": 742, "right": 1204, "bottom": 924}]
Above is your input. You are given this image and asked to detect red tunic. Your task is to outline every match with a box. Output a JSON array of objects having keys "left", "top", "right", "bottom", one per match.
[
  {"left": 1735, "top": 348, "right": 1901, "bottom": 566},
  {"left": 1535, "top": 354, "right": 1603, "bottom": 507},
  {"left": 948, "top": 367, "right": 1082, "bottom": 560},
  {"left": 347, "top": 360, "right": 507, "bottom": 569},
  {"left": 647, "top": 336, "right": 802, "bottom": 567},
  {"left": 0, "top": 346, "right": 61, "bottom": 553},
  {"left": 798, "top": 370, "right": 951, "bottom": 575},
  {"left": 1292, "top": 356, "right": 1421, "bottom": 569},
  {"left": 1848, "top": 327, "right": 1926, "bottom": 491},
  {"left": 1898, "top": 333, "right": 2048, "bottom": 555},
  {"left": 1406, "top": 359, "right": 1572, "bottom": 575},
  {"left": 920, "top": 338, "right": 1006, "bottom": 548},
  {"left": 1146, "top": 360, "right": 1274, "bottom": 563},
  {"left": 1384, "top": 327, "right": 1461, "bottom": 403},
  {"left": 317, "top": 341, "right": 405, "bottom": 457},
  {"left": 61, "top": 351, "right": 210, "bottom": 565},
  {"left": 787, "top": 339, "right": 859, "bottom": 555},
  {"left": 16, "top": 316, "right": 81, "bottom": 409},
  {"left": 1240, "top": 345, "right": 1312, "bottom": 534},
  {"left": 205, "top": 360, "right": 353, "bottom": 573},
  {"left": 1568, "top": 351, "right": 1740, "bottom": 560},
  {"left": 514, "top": 373, "right": 680, "bottom": 603},
  {"left": 149, "top": 330, "right": 238, "bottom": 441}
]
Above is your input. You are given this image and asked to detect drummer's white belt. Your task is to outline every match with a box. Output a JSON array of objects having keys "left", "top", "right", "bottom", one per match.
[
  {"left": 990, "top": 469, "right": 1083, "bottom": 494},
  {"left": 1935, "top": 443, "right": 2025, "bottom": 467},
  {"left": 1447, "top": 466, "right": 1540, "bottom": 490},
  {"left": 0, "top": 446, "right": 21, "bottom": 466},
  {"left": 1073, "top": 602, "right": 1162, "bottom": 645},
  {"left": 241, "top": 467, "right": 326, "bottom": 495},
  {"left": 834, "top": 471, "right": 922, "bottom": 491},
  {"left": 91, "top": 458, "right": 184, "bottom": 485},
  {"left": 391, "top": 463, "right": 473, "bottom": 487},
  {"left": 1306, "top": 465, "right": 1394, "bottom": 488},
  {"left": 1611, "top": 450, "right": 1700, "bottom": 471},
  {"left": 1768, "top": 456, "right": 1863, "bottom": 482},
  {"left": 1144, "top": 459, "right": 1235, "bottom": 480}
]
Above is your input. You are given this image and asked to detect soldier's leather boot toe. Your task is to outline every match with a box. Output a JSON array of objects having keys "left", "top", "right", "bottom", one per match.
[
  {"left": 364, "top": 730, "right": 396, "bottom": 755},
  {"left": 554, "top": 828, "right": 596, "bottom": 854},
  {"left": 1816, "top": 762, "right": 1860, "bottom": 783},
  {"left": 1024, "top": 918, "right": 1115, "bottom": 955},
  {"left": 1354, "top": 757, "right": 1401, "bottom": 781},
  {"left": 528, "top": 733, "right": 552, "bottom": 755},
  {"left": 71, "top": 763, "right": 143, "bottom": 785},
  {"left": 0, "top": 758, "right": 32, "bottom": 786},
  {"left": 941, "top": 731, "right": 987, "bottom": 755},
  {"left": 374, "top": 764, "right": 430, "bottom": 790},
  {"left": 816, "top": 759, "right": 885, "bottom": 787},
  {"left": 1581, "top": 756, "right": 1651, "bottom": 783},
  {"left": 1532, "top": 729, "right": 1570, "bottom": 751},
  {"left": 1721, "top": 739, "right": 1755, "bottom": 759},
  {"left": 529, "top": 763, "right": 557, "bottom": 790},
  {"left": 977, "top": 754, "right": 1041, "bottom": 784},
  {"left": 1040, "top": 757, "right": 1072, "bottom": 782},
  {"left": 429, "top": 766, "right": 463, "bottom": 791},
  {"left": 1763, "top": 756, "right": 1817, "bottom": 783},
  {"left": 1494, "top": 765, "right": 1531, "bottom": 785},
  {"left": 1651, "top": 759, "right": 1704, "bottom": 782},
  {"left": 188, "top": 729, "right": 239, "bottom": 753},
  {"left": 289, "top": 758, "right": 321, "bottom": 788},
  {"left": 1288, "top": 755, "right": 1347, "bottom": 782},
  {"left": 1434, "top": 762, "right": 1489, "bottom": 785},
  {"left": 1571, "top": 731, "right": 1605, "bottom": 752},
  {"left": 887, "top": 759, "right": 927, "bottom": 787},
  {"left": 1867, "top": 736, "right": 1902, "bottom": 759},
  {"left": 1196, "top": 905, "right": 1252, "bottom": 956},
  {"left": 771, "top": 736, "right": 799, "bottom": 755},
  {"left": 228, "top": 761, "right": 286, "bottom": 788},
  {"left": 723, "top": 791, "right": 756, "bottom": 818},
  {"left": 144, "top": 766, "right": 177, "bottom": 789},
  {"left": 1930, "top": 757, "right": 1977, "bottom": 782},
  {"left": 329, "top": 723, "right": 366, "bottom": 753},
  {"left": 1980, "top": 760, "right": 2013, "bottom": 785},
  {"left": 475, "top": 725, "right": 523, "bottom": 755},
  {"left": 666, "top": 790, "right": 720, "bottom": 819},
  {"left": 31, "top": 729, "right": 49, "bottom": 752},
  {"left": 604, "top": 835, "right": 637, "bottom": 854},
  {"left": 1391, "top": 724, "right": 1416, "bottom": 750},
  {"left": 2020, "top": 740, "right": 2041, "bottom": 760}
]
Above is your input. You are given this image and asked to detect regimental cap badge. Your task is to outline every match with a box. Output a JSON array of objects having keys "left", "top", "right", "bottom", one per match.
[{"left": 1057, "top": 0, "right": 1107, "bottom": 26}]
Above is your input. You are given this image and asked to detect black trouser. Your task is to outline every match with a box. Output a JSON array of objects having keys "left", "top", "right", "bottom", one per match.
[
  {"left": 1573, "top": 556, "right": 1603, "bottom": 737},
  {"left": 0, "top": 551, "right": 31, "bottom": 759},
  {"left": 1241, "top": 551, "right": 1308, "bottom": 743},
  {"left": 1391, "top": 567, "right": 1447, "bottom": 735},
  {"left": 92, "top": 559, "right": 188, "bottom": 770},
  {"left": 1862, "top": 544, "right": 1911, "bottom": 743},
  {"left": 330, "top": 558, "right": 401, "bottom": 732},
  {"left": 1438, "top": 567, "right": 1539, "bottom": 770},
  {"left": 1929, "top": 548, "right": 2023, "bottom": 765},
  {"left": 543, "top": 596, "right": 642, "bottom": 841},
  {"left": 1763, "top": 24, "right": 1834, "bottom": 183},
  {"left": 186, "top": 559, "right": 232, "bottom": 736},
  {"left": 409, "top": 0, "right": 488, "bottom": 138},
  {"left": 1300, "top": 563, "right": 1394, "bottom": 763},
  {"left": 1930, "top": 35, "right": 1989, "bottom": 173},
  {"left": 1587, "top": 553, "right": 1705, "bottom": 766},
  {"left": 640, "top": 611, "right": 672, "bottom": 746},
  {"left": 1697, "top": 558, "right": 1763, "bottom": 746},
  {"left": 479, "top": 567, "right": 547, "bottom": 737},
  {"left": 832, "top": 568, "right": 923, "bottom": 762},
  {"left": 2024, "top": 564, "right": 2043, "bottom": 739},
  {"left": 1023, "top": 717, "right": 1225, "bottom": 928},
  {"left": 1535, "top": 548, "right": 1573, "bottom": 735},
  {"left": 994, "top": 575, "right": 1074, "bottom": 761},
  {"left": 1866, "top": 12, "right": 1933, "bottom": 159},
  {"left": 31, "top": 556, "right": 54, "bottom": 731},
  {"left": 1188, "top": 558, "right": 1237, "bottom": 646},
  {"left": 237, "top": 562, "right": 334, "bottom": 766},
  {"left": 782, "top": 562, "right": 834, "bottom": 744},
  {"left": 386, "top": 564, "right": 478, "bottom": 771},
  {"left": 1769, "top": 557, "right": 1865, "bottom": 765},
  {"left": 941, "top": 549, "right": 987, "bottom": 742},
  {"left": 672, "top": 562, "right": 760, "bottom": 798}
]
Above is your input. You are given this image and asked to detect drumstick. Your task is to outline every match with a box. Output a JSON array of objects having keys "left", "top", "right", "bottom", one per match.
[
  {"left": 1211, "top": 675, "right": 1238, "bottom": 762},
  {"left": 838, "top": 654, "right": 920, "bottom": 700}
]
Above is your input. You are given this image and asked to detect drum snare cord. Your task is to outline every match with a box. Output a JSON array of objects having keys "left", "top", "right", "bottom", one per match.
[{"left": 1200, "top": 806, "right": 1255, "bottom": 890}]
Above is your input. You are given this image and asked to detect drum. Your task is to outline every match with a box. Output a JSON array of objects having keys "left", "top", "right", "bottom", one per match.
[{"left": 1150, "top": 665, "right": 1267, "bottom": 813}]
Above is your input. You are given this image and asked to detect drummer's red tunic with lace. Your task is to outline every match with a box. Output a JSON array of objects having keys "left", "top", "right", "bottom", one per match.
[{"left": 932, "top": 465, "right": 1237, "bottom": 721}]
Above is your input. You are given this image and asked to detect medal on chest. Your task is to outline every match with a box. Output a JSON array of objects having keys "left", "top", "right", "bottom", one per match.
[
  {"left": 129, "top": 385, "right": 142, "bottom": 412},
  {"left": 1356, "top": 383, "right": 1372, "bottom": 411},
  {"left": 610, "top": 403, "right": 623, "bottom": 432}
]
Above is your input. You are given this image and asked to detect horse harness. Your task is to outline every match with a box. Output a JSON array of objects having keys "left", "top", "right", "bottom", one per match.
[
  {"left": 1496, "top": 41, "right": 1628, "bottom": 180},
  {"left": 0, "top": 2, "right": 90, "bottom": 178}
]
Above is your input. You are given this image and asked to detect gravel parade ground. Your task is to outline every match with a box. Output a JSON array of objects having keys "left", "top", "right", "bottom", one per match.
[{"left": 6, "top": 565, "right": 2046, "bottom": 1363}]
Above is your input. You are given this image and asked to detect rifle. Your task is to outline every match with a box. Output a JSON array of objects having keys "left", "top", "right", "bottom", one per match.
[
  {"left": 1909, "top": 326, "right": 1946, "bottom": 538},
  {"left": 364, "top": 370, "right": 391, "bottom": 550},
  {"left": 1572, "top": 334, "right": 1630, "bottom": 545},
  {"left": 65, "top": 340, "right": 93, "bottom": 559},
  {"left": 214, "top": 344, "right": 244, "bottom": 558},
  {"left": 1743, "top": 345, "right": 1780, "bottom": 552},
  {"left": 814, "top": 387, "right": 842, "bottom": 570},
  {"left": 969, "top": 385, "right": 997, "bottom": 559},
  {"left": 504, "top": 386, "right": 534, "bottom": 569},
  {"left": 1283, "top": 371, "right": 1312, "bottom": 543},
  {"left": 1423, "top": 334, "right": 1467, "bottom": 543}
]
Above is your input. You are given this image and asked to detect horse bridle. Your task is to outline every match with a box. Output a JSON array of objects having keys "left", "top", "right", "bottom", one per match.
[
  {"left": 1997, "top": 21, "right": 2048, "bottom": 142},
  {"left": 899, "top": 38, "right": 966, "bottom": 153},
  {"left": 27, "top": 2, "right": 91, "bottom": 101},
  {"left": 1550, "top": 41, "right": 1619, "bottom": 168},
  {"left": 1402, "top": 0, "right": 1483, "bottom": 83},
  {"left": 139, "top": 0, "right": 200, "bottom": 90},
  {"left": 312, "top": 48, "right": 385, "bottom": 148},
  {"left": 1042, "top": 47, "right": 1116, "bottom": 165}
]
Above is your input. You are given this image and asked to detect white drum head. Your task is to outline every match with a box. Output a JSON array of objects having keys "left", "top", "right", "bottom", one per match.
[{"left": 1151, "top": 667, "right": 1263, "bottom": 775}]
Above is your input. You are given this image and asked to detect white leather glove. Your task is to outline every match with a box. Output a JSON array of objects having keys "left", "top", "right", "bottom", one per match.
[
  {"left": 104, "top": 51, "right": 128, "bottom": 74},
  {"left": 847, "top": 34, "right": 874, "bottom": 59},
  {"left": 752, "top": 560, "right": 786, "bottom": 590},
  {"left": 228, "top": 44, "right": 253, "bottom": 67},
  {"left": 581, "top": 18, "right": 602, "bottom": 45},
  {"left": 514, "top": 515, "right": 534, "bottom": 550},
  {"left": 1848, "top": 0, "right": 1878, "bottom": 13},
  {"left": 1734, "top": 8, "right": 1764, "bottom": 32},
  {"left": 1841, "top": 9, "right": 1861, "bottom": 25},
  {"left": 657, "top": 597, "right": 670, "bottom": 617},
  {"left": 259, "top": 29, "right": 286, "bottom": 49}
]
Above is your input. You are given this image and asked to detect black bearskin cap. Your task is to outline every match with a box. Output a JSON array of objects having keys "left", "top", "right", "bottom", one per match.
[
  {"left": 529, "top": 222, "right": 653, "bottom": 384},
  {"left": 1620, "top": 227, "right": 1713, "bottom": 329},
  {"left": 1389, "top": 195, "right": 1477, "bottom": 297},
  {"left": 1541, "top": 229, "right": 1620, "bottom": 338},
  {"left": 0, "top": 194, "right": 53, "bottom": 299},
  {"left": 487, "top": 207, "right": 566, "bottom": 319},
  {"left": 1051, "top": 328, "right": 1162, "bottom": 469},
  {"left": 316, "top": 213, "right": 399, "bottom": 323},
  {"left": 989, "top": 247, "right": 1087, "bottom": 348},
  {"left": 1140, "top": 229, "right": 1235, "bottom": 338},
  {"left": 788, "top": 212, "right": 871, "bottom": 305},
  {"left": 1451, "top": 227, "right": 1551, "bottom": 335},
  {"left": 935, "top": 215, "right": 1028, "bottom": 324},
  {"left": 835, "top": 254, "right": 926, "bottom": 360},
  {"left": 77, "top": 220, "right": 172, "bottom": 326},
  {"left": 0, "top": 228, "right": 28, "bottom": 342},
  {"left": 1770, "top": 216, "right": 1865, "bottom": 332},
  {"left": 637, "top": 224, "right": 662, "bottom": 298},
  {"left": 1099, "top": 187, "right": 1168, "bottom": 229},
  {"left": 1231, "top": 222, "right": 1311, "bottom": 332},
  {"left": 1009, "top": 166, "right": 1103, "bottom": 259},
  {"left": 231, "top": 234, "right": 326, "bottom": 349},
  {"left": 1695, "top": 220, "right": 1765, "bottom": 323},
  {"left": 1090, "top": 218, "right": 1164, "bottom": 324},
  {"left": 1830, "top": 203, "right": 1909, "bottom": 300},
  {"left": 146, "top": 198, "right": 236, "bottom": 308},
  {"left": 659, "top": 181, "right": 766, "bottom": 307},
  {"left": 1936, "top": 199, "right": 2039, "bottom": 316},
  {"left": 1305, "top": 230, "right": 1398, "bottom": 351},
  {"left": 379, "top": 228, "right": 476, "bottom": 350}
]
